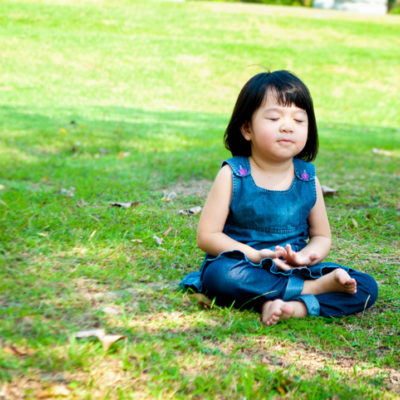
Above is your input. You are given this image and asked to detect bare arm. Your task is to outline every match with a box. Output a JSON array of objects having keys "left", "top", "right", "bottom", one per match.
[
  {"left": 197, "top": 165, "right": 280, "bottom": 263},
  {"left": 302, "top": 175, "right": 332, "bottom": 262},
  {"left": 275, "top": 176, "right": 331, "bottom": 268}
]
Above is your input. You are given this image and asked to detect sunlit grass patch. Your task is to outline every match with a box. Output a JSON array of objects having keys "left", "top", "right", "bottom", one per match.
[{"left": 1, "top": 0, "right": 399, "bottom": 398}]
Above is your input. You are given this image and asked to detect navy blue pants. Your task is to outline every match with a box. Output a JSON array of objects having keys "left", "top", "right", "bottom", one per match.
[{"left": 201, "top": 251, "right": 378, "bottom": 317}]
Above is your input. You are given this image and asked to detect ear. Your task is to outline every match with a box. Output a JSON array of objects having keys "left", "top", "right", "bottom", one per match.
[{"left": 240, "top": 122, "right": 252, "bottom": 141}]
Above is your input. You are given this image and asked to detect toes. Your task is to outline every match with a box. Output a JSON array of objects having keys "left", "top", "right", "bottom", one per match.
[
  {"left": 267, "top": 314, "right": 280, "bottom": 326},
  {"left": 262, "top": 302, "right": 284, "bottom": 326}
]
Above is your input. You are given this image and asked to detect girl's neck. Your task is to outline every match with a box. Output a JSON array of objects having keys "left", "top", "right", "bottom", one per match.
[
  {"left": 249, "top": 154, "right": 293, "bottom": 173},
  {"left": 249, "top": 155, "right": 294, "bottom": 191}
]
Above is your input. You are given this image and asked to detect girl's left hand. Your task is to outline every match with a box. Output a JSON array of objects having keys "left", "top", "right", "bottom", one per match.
[{"left": 274, "top": 244, "right": 319, "bottom": 269}]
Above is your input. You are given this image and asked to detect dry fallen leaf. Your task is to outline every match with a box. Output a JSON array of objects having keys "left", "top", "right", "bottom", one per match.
[
  {"left": 162, "top": 191, "right": 177, "bottom": 202},
  {"left": 131, "top": 238, "right": 143, "bottom": 243},
  {"left": 74, "top": 329, "right": 125, "bottom": 351},
  {"left": 372, "top": 148, "right": 393, "bottom": 157},
  {"left": 100, "top": 334, "right": 125, "bottom": 351},
  {"left": 36, "top": 385, "right": 70, "bottom": 398},
  {"left": 37, "top": 232, "right": 49, "bottom": 238},
  {"left": 163, "top": 227, "right": 173, "bottom": 237},
  {"left": 102, "top": 306, "right": 121, "bottom": 315},
  {"left": 58, "top": 187, "right": 75, "bottom": 197},
  {"left": 118, "top": 151, "right": 131, "bottom": 158},
  {"left": 351, "top": 218, "right": 358, "bottom": 228},
  {"left": 179, "top": 206, "right": 202, "bottom": 216},
  {"left": 76, "top": 200, "right": 89, "bottom": 208},
  {"left": 153, "top": 235, "right": 163, "bottom": 246},
  {"left": 3, "top": 343, "right": 35, "bottom": 357},
  {"left": 0, "top": 383, "right": 7, "bottom": 398},
  {"left": 75, "top": 328, "right": 105, "bottom": 339},
  {"left": 190, "top": 293, "right": 212, "bottom": 308},
  {"left": 321, "top": 185, "right": 338, "bottom": 197},
  {"left": 109, "top": 201, "right": 139, "bottom": 208}
]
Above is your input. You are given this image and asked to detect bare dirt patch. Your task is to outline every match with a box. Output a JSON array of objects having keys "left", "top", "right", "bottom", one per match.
[
  {"left": 164, "top": 179, "right": 212, "bottom": 200},
  {"left": 216, "top": 335, "right": 400, "bottom": 396}
]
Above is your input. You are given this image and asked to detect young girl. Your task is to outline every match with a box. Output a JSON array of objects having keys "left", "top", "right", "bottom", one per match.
[{"left": 181, "top": 70, "right": 378, "bottom": 325}]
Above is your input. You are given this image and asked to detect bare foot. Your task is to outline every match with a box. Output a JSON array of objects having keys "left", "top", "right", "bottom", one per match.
[
  {"left": 261, "top": 299, "right": 294, "bottom": 326},
  {"left": 303, "top": 268, "right": 357, "bottom": 295},
  {"left": 335, "top": 268, "right": 357, "bottom": 294}
]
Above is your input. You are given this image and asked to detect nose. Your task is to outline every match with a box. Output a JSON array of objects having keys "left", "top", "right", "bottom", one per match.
[{"left": 280, "top": 118, "right": 294, "bottom": 133}]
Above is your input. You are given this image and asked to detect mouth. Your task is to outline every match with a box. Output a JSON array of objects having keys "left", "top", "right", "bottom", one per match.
[{"left": 278, "top": 138, "right": 294, "bottom": 144}]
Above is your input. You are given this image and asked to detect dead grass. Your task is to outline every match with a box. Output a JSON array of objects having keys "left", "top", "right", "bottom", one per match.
[
  {"left": 164, "top": 179, "right": 212, "bottom": 200},
  {"left": 5, "top": 329, "right": 398, "bottom": 399},
  {"left": 1, "top": 1, "right": 399, "bottom": 398}
]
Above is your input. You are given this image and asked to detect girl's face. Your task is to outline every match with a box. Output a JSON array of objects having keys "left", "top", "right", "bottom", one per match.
[{"left": 241, "top": 91, "right": 308, "bottom": 162}]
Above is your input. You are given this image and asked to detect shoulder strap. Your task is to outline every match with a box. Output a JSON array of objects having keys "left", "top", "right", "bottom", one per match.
[
  {"left": 293, "top": 158, "right": 315, "bottom": 181},
  {"left": 222, "top": 156, "right": 251, "bottom": 177}
]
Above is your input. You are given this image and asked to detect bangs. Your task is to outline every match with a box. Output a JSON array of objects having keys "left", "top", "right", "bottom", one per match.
[{"left": 263, "top": 84, "right": 310, "bottom": 111}]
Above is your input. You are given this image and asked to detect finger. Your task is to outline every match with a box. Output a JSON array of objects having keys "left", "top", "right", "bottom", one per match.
[
  {"left": 275, "top": 248, "right": 285, "bottom": 258},
  {"left": 260, "top": 249, "right": 276, "bottom": 258},
  {"left": 273, "top": 258, "right": 292, "bottom": 271},
  {"left": 286, "top": 244, "right": 294, "bottom": 258},
  {"left": 275, "top": 246, "right": 287, "bottom": 258}
]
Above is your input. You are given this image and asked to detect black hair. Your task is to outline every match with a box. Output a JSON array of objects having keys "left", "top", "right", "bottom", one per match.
[{"left": 224, "top": 70, "right": 318, "bottom": 161}]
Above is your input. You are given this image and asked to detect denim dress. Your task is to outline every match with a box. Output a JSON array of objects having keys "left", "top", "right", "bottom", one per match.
[{"left": 181, "top": 156, "right": 378, "bottom": 317}]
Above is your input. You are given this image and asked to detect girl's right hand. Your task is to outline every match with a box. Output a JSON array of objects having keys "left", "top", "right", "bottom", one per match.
[
  {"left": 255, "top": 248, "right": 286, "bottom": 264},
  {"left": 256, "top": 247, "right": 301, "bottom": 271}
]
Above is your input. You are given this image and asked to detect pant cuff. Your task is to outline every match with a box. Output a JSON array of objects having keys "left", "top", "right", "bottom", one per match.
[
  {"left": 283, "top": 275, "right": 304, "bottom": 301},
  {"left": 298, "top": 294, "right": 320, "bottom": 316}
]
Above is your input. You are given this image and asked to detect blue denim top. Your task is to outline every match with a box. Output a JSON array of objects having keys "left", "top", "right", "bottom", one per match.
[
  {"left": 179, "top": 156, "right": 317, "bottom": 293},
  {"left": 222, "top": 156, "right": 317, "bottom": 252}
]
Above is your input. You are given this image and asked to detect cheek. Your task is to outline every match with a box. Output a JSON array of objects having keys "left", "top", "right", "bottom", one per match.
[
  {"left": 298, "top": 129, "right": 308, "bottom": 148},
  {"left": 301, "top": 126, "right": 309, "bottom": 141}
]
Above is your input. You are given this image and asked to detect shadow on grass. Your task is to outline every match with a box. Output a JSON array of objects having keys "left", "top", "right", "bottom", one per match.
[
  {"left": 1, "top": 105, "right": 399, "bottom": 173},
  {"left": 1, "top": 299, "right": 396, "bottom": 397},
  {"left": 0, "top": 105, "right": 399, "bottom": 396}
]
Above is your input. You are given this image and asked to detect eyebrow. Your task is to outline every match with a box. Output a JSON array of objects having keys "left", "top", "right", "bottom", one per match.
[{"left": 264, "top": 107, "right": 307, "bottom": 114}]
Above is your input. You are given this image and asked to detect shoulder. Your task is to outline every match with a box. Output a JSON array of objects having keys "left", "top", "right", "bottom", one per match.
[
  {"left": 314, "top": 175, "right": 323, "bottom": 192},
  {"left": 200, "top": 162, "right": 233, "bottom": 217},
  {"left": 211, "top": 162, "right": 233, "bottom": 191},
  {"left": 216, "top": 163, "right": 233, "bottom": 181},
  {"left": 293, "top": 158, "right": 315, "bottom": 181}
]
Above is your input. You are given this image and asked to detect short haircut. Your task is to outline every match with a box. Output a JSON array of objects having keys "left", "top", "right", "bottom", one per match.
[{"left": 224, "top": 70, "right": 318, "bottom": 161}]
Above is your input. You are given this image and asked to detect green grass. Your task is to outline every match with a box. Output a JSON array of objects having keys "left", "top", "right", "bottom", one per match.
[{"left": 1, "top": 0, "right": 399, "bottom": 398}]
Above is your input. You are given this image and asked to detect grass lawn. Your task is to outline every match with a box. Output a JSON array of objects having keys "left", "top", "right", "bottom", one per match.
[{"left": 1, "top": 0, "right": 399, "bottom": 398}]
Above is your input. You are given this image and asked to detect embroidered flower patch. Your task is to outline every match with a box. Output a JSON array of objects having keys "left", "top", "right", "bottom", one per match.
[
  {"left": 238, "top": 166, "right": 248, "bottom": 176},
  {"left": 300, "top": 170, "right": 310, "bottom": 180}
]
